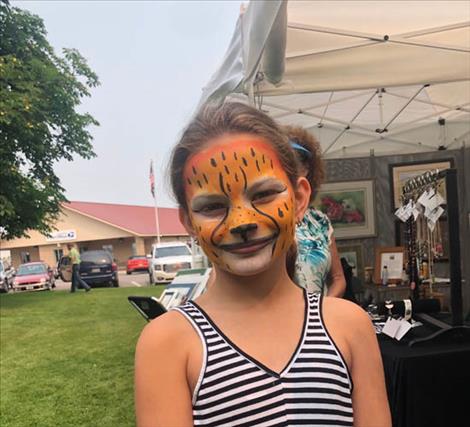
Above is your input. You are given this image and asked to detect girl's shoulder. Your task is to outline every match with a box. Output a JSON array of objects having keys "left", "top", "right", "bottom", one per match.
[
  {"left": 322, "top": 297, "right": 375, "bottom": 344},
  {"left": 136, "top": 309, "right": 196, "bottom": 357}
]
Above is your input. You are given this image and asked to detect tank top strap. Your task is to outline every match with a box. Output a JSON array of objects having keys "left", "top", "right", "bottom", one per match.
[{"left": 173, "top": 302, "right": 219, "bottom": 343}]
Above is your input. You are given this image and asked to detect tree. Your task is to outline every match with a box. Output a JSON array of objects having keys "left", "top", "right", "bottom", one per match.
[{"left": 0, "top": 2, "right": 100, "bottom": 240}]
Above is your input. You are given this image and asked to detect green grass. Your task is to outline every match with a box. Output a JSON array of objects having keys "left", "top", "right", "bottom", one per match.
[{"left": 0, "top": 286, "right": 164, "bottom": 427}]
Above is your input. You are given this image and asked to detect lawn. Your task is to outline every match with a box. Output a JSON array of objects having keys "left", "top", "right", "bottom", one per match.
[{"left": 0, "top": 286, "right": 164, "bottom": 427}]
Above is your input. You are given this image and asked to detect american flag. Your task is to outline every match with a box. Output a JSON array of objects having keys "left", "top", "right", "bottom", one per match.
[{"left": 149, "top": 160, "right": 155, "bottom": 198}]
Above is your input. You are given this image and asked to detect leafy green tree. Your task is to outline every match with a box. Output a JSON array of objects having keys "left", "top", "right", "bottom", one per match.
[{"left": 0, "top": 1, "right": 99, "bottom": 240}]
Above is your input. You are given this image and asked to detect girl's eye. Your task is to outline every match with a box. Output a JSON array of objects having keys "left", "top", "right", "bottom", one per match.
[
  {"left": 196, "top": 203, "right": 227, "bottom": 216},
  {"left": 252, "top": 189, "right": 278, "bottom": 203}
]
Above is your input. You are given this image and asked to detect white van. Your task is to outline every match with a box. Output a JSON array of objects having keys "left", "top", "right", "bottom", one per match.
[{"left": 148, "top": 242, "right": 193, "bottom": 284}]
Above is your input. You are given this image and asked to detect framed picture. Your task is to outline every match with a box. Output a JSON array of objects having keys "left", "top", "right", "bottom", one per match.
[
  {"left": 337, "top": 244, "right": 364, "bottom": 280},
  {"left": 374, "top": 246, "right": 405, "bottom": 284},
  {"left": 389, "top": 159, "right": 453, "bottom": 210},
  {"left": 159, "top": 290, "right": 177, "bottom": 308},
  {"left": 166, "top": 282, "right": 197, "bottom": 304},
  {"left": 313, "top": 180, "right": 376, "bottom": 239}
]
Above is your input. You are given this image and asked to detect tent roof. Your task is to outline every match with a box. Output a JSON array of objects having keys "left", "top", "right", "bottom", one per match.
[{"left": 201, "top": 1, "right": 470, "bottom": 158}]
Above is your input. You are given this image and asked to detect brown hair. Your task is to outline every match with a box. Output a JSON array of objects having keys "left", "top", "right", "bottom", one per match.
[
  {"left": 283, "top": 125, "right": 325, "bottom": 203},
  {"left": 170, "top": 102, "right": 298, "bottom": 212}
]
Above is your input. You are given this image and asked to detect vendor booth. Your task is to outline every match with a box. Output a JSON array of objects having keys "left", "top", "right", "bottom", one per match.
[{"left": 196, "top": 2, "right": 470, "bottom": 426}]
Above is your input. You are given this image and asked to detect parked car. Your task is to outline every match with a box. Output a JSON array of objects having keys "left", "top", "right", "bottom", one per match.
[
  {"left": 59, "top": 250, "right": 119, "bottom": 287},
  {"left": 148, "top": 242, "right": 193, "bottom": 284},
  {"left": 126, "top": 255, "right": 149, "bottom": 274},
  {"left": 12, "top": 262, "right": 55, "bottom": 292},
  {"left": 0, "top": 260, "right": 15, "bottom": 293}
]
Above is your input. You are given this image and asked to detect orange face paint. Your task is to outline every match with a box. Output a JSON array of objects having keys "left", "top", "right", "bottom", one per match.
[{"left": 183, "top": 135, "right": 296, "bottom": 276}]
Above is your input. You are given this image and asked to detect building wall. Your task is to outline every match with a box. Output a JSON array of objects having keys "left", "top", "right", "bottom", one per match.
[
  {"left": 1, "top": 207, "right": 134, "bottom": 250},
  {"left": 324, "top": 146, "right": 470, "bottom": 314},
  {"left": 2, "top": 207, "right": 189, "bottom": 269}
]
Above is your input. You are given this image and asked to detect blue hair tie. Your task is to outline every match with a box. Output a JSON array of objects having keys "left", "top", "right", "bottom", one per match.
[{"left": 290, "top": 140, "right": 312, "bottom": 158}]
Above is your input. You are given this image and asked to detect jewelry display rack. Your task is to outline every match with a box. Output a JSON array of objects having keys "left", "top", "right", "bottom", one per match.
[{"left": 401, "top": 168, "right": 469, "bottom": 345}]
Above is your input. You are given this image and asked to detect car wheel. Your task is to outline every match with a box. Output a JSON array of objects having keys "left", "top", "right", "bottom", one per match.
[
  {"left": 112, "top": 280, "right": 119, "bottom": 288},
  {"left": 126, "top": 270, "right": 131, "bottom": 275}
]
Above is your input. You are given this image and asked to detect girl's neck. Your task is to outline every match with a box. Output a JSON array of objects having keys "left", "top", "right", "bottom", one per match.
[{"left": 206, "top": 256, "right": 296, "bottom": 309}]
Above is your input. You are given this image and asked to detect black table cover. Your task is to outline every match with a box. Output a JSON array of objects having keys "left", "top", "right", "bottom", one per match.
[{"left": 378, "top": 327, "right": 470, "bottom": 427}]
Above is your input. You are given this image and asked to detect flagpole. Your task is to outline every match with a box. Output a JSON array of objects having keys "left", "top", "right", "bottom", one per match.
[
  {"left": 151, "top": 160, "right": 161, "bottom": 245},
  {"left": 154, "top": 189, "right": 161, "bottom": 245}
]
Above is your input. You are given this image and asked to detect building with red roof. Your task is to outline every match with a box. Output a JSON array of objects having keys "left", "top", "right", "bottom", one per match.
[{"left": 1, "top": 201, "right": 188, "bottom": 269}]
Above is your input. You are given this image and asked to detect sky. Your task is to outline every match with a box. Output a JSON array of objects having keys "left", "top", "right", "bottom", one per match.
[{"left": 14, "top": 0, "right": 242, "bottom": 208}]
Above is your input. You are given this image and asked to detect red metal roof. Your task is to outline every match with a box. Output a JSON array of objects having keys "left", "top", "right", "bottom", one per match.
[{"left": 64, "top": 201, "right": 187, "bottom": 236}]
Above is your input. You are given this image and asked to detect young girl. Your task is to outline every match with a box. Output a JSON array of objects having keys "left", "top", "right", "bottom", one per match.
[
  {"left": 135, "top": 102, "right": 391, "bottom": 427},
  {"left": 284, "top": 125, "right": 346, "bottom": 297}
]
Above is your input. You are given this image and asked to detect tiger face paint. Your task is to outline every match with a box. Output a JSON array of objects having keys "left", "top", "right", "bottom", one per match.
[{"left": 183, "top": 135, "right": 296, "bottom": 276}]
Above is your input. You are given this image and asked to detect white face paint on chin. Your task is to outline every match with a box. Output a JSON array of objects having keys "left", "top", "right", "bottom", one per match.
[{"left": 218, "top": 240, "right": 277, "bottom": 277}]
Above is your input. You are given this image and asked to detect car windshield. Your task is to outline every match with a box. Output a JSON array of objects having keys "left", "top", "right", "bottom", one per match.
[
  {"left": 17, "top": 264, "right": 47, "bottom": 275},
  {"left": 129, "top": 256, "right": 146, "bottom": 260},
  {"left": 154, "top": 246, "right": 190, "bottom": 258},
  {"left": 81, "top": 251, "right": 112, "bottom": 264}
]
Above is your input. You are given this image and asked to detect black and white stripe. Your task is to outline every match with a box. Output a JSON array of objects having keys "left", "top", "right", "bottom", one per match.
[{"left": 175, "top": 292, "right": 353, "bottom": 426}]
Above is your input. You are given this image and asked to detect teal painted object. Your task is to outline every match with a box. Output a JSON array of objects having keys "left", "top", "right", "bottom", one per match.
[{"left": 295, "top": 207, "right": 332, "bottom": 293}]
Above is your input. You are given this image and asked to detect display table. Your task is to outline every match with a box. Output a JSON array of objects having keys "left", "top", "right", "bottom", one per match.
[
  {"left": 378, "top": 326, "right": 470, "bottom": 427},
  {"left": 364, "top": 283, "right": 411, "bottom": 303}
]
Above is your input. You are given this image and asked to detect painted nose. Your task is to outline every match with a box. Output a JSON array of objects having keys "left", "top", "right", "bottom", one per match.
[{"left": 230, "top": 223, "right": 258, "bottom": 241}]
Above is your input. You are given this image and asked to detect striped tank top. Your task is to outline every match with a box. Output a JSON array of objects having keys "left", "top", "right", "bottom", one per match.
[{"left": 175, "top": 292, "right": 354, "bottom": 426}]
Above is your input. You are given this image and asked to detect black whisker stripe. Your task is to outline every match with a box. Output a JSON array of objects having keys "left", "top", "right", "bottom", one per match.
[{"left": 173, "top": 293, "right": 353, "bottom": 426}]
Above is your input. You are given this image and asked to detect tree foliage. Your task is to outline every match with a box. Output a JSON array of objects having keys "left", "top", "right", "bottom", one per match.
[{"left": 0, "top": 2, "right": 100, "bottom": 240}]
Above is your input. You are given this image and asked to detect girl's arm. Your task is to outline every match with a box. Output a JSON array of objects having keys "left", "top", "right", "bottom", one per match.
[
  {"left": 326, "top": 236, "right": 346, "bottom": 297},
  {"left": 135, "top": 312, "right": 194, "bottom": 427},
  {"left": 347, "top": 304, "right": 391, "bottom": 427},
  {"left": 323, "top": 298, "right": 391, "bottom": 427}
]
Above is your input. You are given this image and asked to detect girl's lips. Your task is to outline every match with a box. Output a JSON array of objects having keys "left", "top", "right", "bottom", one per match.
[{"left": 218, "top": 235, "right": 277, "bottom": 255}]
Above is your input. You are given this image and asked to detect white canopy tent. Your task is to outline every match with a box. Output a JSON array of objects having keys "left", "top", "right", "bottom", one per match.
[{"left": 200, "top": 1, "right": 470, "bottom": 158}]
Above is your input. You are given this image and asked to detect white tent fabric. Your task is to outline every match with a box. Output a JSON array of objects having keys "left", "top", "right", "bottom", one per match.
[{"left": 200, "top": 1, "right": 470, "bottom": 158}]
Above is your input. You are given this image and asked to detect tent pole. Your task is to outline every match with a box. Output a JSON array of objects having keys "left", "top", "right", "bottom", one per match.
[
  {"left": 323, "top": 90, "right": 378, "bottom": 154},
  {"left": 379, "top": 85, "right": 428, "bottom": 132},
  {"left": 386, "top": 91, "right": 470, "bottom": 113}
]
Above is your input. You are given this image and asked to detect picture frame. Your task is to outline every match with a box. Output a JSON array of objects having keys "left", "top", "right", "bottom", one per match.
[
  {"left": 337, "top": 244, "right": 364, "bottom": 280},
  {"left": 313, "top": 180, "right": 376, "bottom": 239},
  {"left": 389, "top": 159, "right": 453, "bottom": 210},
  {"left": 165, "top": 282, "right": 197, "bottom": 305},
  {"left": 159, "top": 289, "right": 180, "bottom": 309},
  {"left": 374, "top": 246, "right": 405, "bottom": 284}
]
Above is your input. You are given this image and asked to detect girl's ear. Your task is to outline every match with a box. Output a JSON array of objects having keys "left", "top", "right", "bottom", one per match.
[
  {"left": 178, "top": 208, "right": 197, "bottom": 237},
  {"left": 294, "top": 176, "right": 311, "bottom": 222}
]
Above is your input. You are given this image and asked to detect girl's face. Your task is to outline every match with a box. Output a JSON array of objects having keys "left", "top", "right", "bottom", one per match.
[{"left": 182, "top": 134, "right": 301, "bottom": 277}]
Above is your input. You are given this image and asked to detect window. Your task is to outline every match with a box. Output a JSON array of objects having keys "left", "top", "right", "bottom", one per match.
[
  {"left": 154, "top": 246, "right": 191, "bottom": 258},
  {"left": 20, "top": 252, "right": 31, "bottom": 263},
  {"left": 54, "top": 249, "right": 64, "bottom": 263},
  {"left": 17, "top": 263, "right": 47, "bottom": 275}
]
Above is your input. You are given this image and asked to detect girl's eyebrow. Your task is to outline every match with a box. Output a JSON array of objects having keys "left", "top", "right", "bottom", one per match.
[{"left": 247, "top": 177, "right": 287, "bottom": 194}]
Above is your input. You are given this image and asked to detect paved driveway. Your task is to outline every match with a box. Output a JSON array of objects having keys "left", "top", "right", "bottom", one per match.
[{"left": 54, "top": 270, "right": 151, "bottom": 291}]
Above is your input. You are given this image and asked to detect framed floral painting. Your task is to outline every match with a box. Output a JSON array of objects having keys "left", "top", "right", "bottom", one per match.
[{"left": 313, "top": 180, "right": 376, "bottom": 239}]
